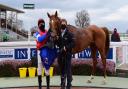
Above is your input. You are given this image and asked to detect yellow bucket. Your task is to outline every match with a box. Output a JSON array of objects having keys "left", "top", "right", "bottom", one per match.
[
  {"left": 49, "top": 67, "right": 54, "bottom": 77},
  {"left": 37, "top": 68, "right": 45, "bottom": 77},
  {"left": 19, "top": 68, "right": 27, "bottom": 78},
  {"left": 42, "top": 68, "right": 45, "bottom": 76},
  {"left": 28, "top": 67, "right": 36, "bottom": 78}
]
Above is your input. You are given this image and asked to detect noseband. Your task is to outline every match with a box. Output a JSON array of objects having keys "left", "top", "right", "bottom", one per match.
[{"left": 49, "top": 18, "right": 61, "bottom": 42}]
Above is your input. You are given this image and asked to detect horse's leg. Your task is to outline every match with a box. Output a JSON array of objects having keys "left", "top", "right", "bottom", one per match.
[
  {"left": 98, "top": 48, "right": 107, "bottom": 85},
  {"left": 87, "top": 44, "right": 97, "bottom": 83}
]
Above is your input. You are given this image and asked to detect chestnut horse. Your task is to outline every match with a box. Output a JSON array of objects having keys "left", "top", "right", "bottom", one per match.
[{"left": 47, "top": 11, "right": 110, "bottom": 84}]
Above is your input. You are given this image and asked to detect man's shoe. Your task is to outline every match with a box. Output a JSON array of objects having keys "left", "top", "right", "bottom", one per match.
[
  {"left": 66, "top": 86, "right": 71, "bottom": 89},
  {"left": 60, "top": 77, "right": 66, "bottom": 89},
  {"left": 60, "top": 81, "right": 65, "bottom": 89},
  {"left": 66, "top": 83, "right": 72, "bottom": 89}
]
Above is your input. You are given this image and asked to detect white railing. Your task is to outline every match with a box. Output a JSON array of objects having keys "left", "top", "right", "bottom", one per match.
[
  {"left": 0, "top": 41, "right": 128, "bottom": 67},
  {"left": 110, "top": 33, "right": 128, "bottom": 41},
  {"left": 111, "top": 41, "right": 128, "bottom": 64}
]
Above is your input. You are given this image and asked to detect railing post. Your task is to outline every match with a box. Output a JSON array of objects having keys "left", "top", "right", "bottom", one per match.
[
  {"left": 113, "top": 46, "right": 117, "bottom": 64},
  {"left": 122, "top": 45, "right": 127, "bottom": 64},
  {"left": 126, "top": 46, "right": 128, "bottom": 63}
]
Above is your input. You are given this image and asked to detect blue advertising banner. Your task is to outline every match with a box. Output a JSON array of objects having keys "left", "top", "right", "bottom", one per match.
[
  {"left": 0, "top": 49, "right": 14, "bottom": 59},
  {"left": 107, "top": 48, "right": 113, "bottom": 59},
  {"left": 14, "top": 48, "right": 37, "bottom": 59},
  {"left": 77, "top": 48, "right": 113, "bottom": 59},
  {"left": 30, "top": 48, "right": 37, "bottom": 58},
  {"left": 0, "top": 48, "right": 113, "bottom": 60},
  {"left": 78, "top": 48, "right": 99, "bottom": 58},
  {"left": 15, "top": 48, "right": 28, "bottom": 59}
]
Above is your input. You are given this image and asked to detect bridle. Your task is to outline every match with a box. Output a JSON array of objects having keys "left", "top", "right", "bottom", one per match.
[{"left": 49, "top": 18, "right": 61, "bottom": 41}]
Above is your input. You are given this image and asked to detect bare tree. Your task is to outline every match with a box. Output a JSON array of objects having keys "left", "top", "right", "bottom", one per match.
[{"left": 75, "top": 10, "right": 90, "bottom": 28}]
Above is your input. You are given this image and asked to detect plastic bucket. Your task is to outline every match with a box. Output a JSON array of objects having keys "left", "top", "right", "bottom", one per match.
[
  {"left": 49, "top": 67, "right": 54, "bottom": 77},
  {"left": 42, "top": 68, "right": 45, "bottom": 76},
  {"left": 28, "top": 67, "right": 36, "bottom": 78},
  {"left": 19, "top": 68, "right": 27, "bottom": 78}
]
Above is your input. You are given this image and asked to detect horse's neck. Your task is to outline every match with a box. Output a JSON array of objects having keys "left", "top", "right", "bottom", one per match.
[
  {"left": 66, "top": 25, "right": 90, "bottom": 53},
  {"left": 67, "top": 25, "right": 80, "bottom": 31},
  {"left": 67, "top": 25, "right": 87, "bottom": 35}
]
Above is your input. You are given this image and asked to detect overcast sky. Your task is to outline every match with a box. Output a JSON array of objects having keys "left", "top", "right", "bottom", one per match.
[{"left": 0, "top": 0, "right": 128, "bottom": 32}]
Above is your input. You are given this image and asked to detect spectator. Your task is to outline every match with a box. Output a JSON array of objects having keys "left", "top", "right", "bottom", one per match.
[
  {"left": 111, "top": 28, "right": 121, "bottom": 42},
  {"left": 2, "top": 32, "right": 9, "bottom": 42}
]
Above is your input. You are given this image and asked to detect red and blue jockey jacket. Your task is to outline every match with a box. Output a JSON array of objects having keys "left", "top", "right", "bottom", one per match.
[{"left": 36, "top": 30, "right": 48, "bottom": 49}]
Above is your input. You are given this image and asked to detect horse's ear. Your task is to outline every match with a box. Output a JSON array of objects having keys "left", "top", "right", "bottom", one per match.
[
  {"left": 47, "top": 12, "right": 51, "bottom": 18},
  {"left": 55, "top": 11, "right": 58, "bottom": 17}
]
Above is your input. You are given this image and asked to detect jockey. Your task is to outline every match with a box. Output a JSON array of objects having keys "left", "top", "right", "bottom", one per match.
[{"left": 34, "top": 18, "right": 57, "bottom": 89}]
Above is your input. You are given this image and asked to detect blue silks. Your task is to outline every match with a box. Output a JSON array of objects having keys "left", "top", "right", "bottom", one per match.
[
  {"left": 34, "top": 32, "right": 47, "bottom": 42},
  {"left": 40, "top": 47, "right": 57, "bottom": 70},
  {"left": 34, "top": 31, "right": 57, "bottom": 70}
]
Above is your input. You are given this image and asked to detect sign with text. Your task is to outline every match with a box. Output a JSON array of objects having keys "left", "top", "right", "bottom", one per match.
[
  {"left": 14, "top": 48, "right": 37, "bottom": 59},
  {"left": 30, "top": 48, "right": 37, "bottom": 58},
  {"left": 23, "top": 4, "right": 35, "bottom": 9},
  {"left": 0, "top": 48, "right": 113, "bottom": 61},
  {"left": 0, "top": 49, "right": 14, "bottom": 59},
  {"left": 14, "top": 48, "right": 28, "bottom": 59},
  {"left": 77, "top": 48, "right": 113, "bottom": 59}
]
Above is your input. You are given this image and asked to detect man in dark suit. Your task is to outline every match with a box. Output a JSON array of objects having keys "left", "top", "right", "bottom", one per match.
[{"left": 57, "top": 19, "right": 75, "bottom": 89}]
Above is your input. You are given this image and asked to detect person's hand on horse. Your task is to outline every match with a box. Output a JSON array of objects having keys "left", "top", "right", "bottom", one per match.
[
  {"left": 63, "top": 46, "right": 66, "bottom": 51},
  {"left": 56, "top": 36, "right": 59, "bottom": 40},
  {"left": 46, "top": 29, "right": 51, "bottom": 37},
  {"left": 33, "top": 32, "right": 40, "bottom": 38},
  {"left": 51, "top": 32, "right": 56, "bottom": 37}
]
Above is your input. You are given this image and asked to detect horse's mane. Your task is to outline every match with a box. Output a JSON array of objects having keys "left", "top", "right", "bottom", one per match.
[{"left": 67, "top": 24, "right": 81, "bottom": 31}]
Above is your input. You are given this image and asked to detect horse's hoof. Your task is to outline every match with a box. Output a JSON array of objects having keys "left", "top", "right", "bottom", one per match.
[{"left": 87, "top": 79, "right": 92, "bottom": 83}]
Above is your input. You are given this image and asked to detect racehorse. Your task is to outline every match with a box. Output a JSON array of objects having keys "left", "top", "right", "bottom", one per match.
[{"left": 47, "top": 11, "right": 110, "bottom": 84}]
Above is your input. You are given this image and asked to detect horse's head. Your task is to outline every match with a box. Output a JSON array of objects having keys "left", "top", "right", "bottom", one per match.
[{"left": 47, "top": 11, "right": 61, "bottom": 37}]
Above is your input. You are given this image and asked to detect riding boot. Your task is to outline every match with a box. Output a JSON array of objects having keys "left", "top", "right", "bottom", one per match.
[
  {"left": 60, "top": 77, "right": 66, "bottom": 89},
  {"left": 46, "top": 75, "right": 50, "bottom": 89},
  {"left": 38, "top": 75, "right": 42, "bottom": 89},
  {"left": 66, "top": 82, "right": 72, "bottom": 89}
]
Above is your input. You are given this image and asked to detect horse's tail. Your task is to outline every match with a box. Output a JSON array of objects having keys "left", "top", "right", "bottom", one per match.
[{"left": 102, "top": 27, "right": 110, "bottom": 56}]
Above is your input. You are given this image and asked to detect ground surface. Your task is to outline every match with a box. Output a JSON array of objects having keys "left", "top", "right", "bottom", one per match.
[
  {"left": 8, "top": 87, "right": 109, "bottom": 89},
  {"left": 1, "top": 76, "right": 128, "bottom": 89}
]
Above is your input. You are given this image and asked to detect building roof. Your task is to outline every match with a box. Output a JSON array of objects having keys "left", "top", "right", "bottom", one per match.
[{"left": 0, "top": 4, "right": 24, "bottom": 13}]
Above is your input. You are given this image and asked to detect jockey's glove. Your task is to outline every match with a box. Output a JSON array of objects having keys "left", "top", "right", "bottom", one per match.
[{"left": 33, "top": 32, "right": 40, "bottom": 38}]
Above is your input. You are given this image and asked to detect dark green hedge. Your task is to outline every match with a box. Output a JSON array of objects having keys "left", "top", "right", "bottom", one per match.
[
  {"left": 0, "top": 60, "right": 31, "bottom": 77},
  {"left": 0, "top": 58, "right": 115, "bottom": 77}
]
